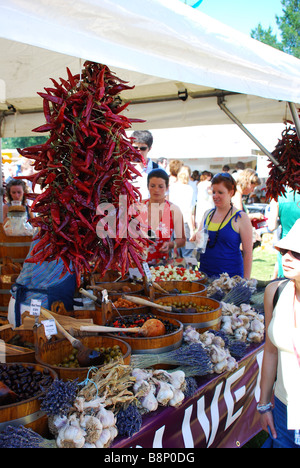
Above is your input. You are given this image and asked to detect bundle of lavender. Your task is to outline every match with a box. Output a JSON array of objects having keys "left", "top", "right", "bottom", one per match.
[{"left": 130, "top": 343, "right": 213, "bottom": 377}]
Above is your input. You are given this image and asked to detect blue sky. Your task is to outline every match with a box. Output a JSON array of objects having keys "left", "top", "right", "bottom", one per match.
[{"left": 178, "top": 0, "right": 283, "bottom": 37}]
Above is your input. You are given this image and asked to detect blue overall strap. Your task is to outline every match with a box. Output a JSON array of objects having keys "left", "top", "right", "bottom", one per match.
[{"left": 11, "top": 282, "right": 47, "bottom": 327}]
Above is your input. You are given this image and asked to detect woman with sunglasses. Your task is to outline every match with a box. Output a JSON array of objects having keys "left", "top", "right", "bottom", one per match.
[
  {"left": 190, "top": 172, "right": 253, "bottom": 279},
  {"left": 259, "top": 218, "right": 300, "bottom": 448}
]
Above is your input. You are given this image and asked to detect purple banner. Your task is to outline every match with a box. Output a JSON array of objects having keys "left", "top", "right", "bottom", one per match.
[{"left": 113, "top": 344, "right": 264, "bottom": 448}]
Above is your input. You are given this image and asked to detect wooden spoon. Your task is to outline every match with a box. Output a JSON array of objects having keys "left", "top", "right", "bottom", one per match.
[
  {"left": 80, "top": 318, "right": 166, "bottom": 337},
  {"left": 40, "top": 307, "right": 105, "bottom": 368},
  {"left": 121, "top": 294, "right": 192, "bottom": 313}
]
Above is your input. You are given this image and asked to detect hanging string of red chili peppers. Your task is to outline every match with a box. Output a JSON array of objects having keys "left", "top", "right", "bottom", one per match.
[
  {"left": 17, "top": 61, "right": 149, "bottom": 285},
  {"left": 265, "top": 123, "right": 300, "bottom": 201}
]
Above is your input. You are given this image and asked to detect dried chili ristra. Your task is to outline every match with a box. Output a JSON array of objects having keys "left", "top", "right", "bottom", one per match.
[
  {"left": 265, "top": 124, "right": 300, "bottom": 201},
  {"left": 18, "top": 61, "right": 149, "bottom": 285}
]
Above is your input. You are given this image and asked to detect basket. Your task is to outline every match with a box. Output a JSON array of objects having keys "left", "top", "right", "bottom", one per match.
[
  {"left": 153, "top": 295, "right": 222, "bottom": 332},
  {"left": 0, "top": 273, "right": 18, "bottom": 315},
  {"left": 154, "top": 280, "right": 207, "bottom": 297},
  {"left": 90, "top": 281, "right": 144, "bottom": 297},
  {"left": 90, "top": 270, "right": 129, "bottom": 283},
  {"left": 0, "top": 327, "right": 35, "bottom": 363},
  {"left": 34, "top": 326, "right": 131, "bottom": 382},
  {"left": 0, "top": 224, "right": 32, "bottom": 263},
  {"left": 0, "top": 362, "right": 58, "bottom": 436}
]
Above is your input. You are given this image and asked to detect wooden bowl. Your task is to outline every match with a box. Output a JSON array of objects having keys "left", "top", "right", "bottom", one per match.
[
  {"left": 34, "top": 333, "right": 131, "bottom": 382},
  {"left": 0, "top": 328, "right": 35, "bottom": 363},
  {"left": 153, "top": 295, "right": 222, "bottom": 332},
  {"left": 0, "top": 362, "right": 58, "bottom": 436},
  {"left": 106, "top": 312, "right": 183, "bottom": 354},
  {"left": 90, "top": 270, "right": 129, "bottom": 283},
  {"left": 154, "top": 281, "right": 207, "bottom": 297},
  {"left": 59, "top": 308, "right": 104, "bottom": 325},
  {"left": 92, "top": 282, "right": 144, "bottom": 296}
]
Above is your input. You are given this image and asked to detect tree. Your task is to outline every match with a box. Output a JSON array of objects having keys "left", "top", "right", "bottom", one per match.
[
  {"left": 2, "top": 136, "right": 47, "bottom": 149},
  {"left": 251, "top": 0, "right": 300, "bottom": 58}
]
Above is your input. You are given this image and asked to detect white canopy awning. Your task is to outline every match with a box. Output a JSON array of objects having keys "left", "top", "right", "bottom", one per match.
[{"left": 0, "top": 0, "right": 299, "bottom": 138}]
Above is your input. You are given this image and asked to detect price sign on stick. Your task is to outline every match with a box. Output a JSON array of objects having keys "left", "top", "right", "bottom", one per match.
[
  {"left": 142, "top": 262, "right": 152, "bottom": 282},
  {"left": 30, "top": 299, "right": 42, "bottom": 317}
]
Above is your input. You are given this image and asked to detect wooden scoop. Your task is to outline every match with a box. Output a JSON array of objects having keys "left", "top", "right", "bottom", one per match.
[
  {"left": 40, "top": 307, "right": 105, "bottom": 368},
  {"left": 80, "top": 318, "right": 166, "bottom": 337},
  {"left": 121, "top": 294, "right": 194, "bottom": 313},
  {"left": 79, "top": 288, "right": 102, "bottom": 306}
]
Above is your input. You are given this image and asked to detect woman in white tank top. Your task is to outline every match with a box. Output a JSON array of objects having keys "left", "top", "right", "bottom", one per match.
[{"left": 259, "top": 218, "right": 300, "bottom": 448}]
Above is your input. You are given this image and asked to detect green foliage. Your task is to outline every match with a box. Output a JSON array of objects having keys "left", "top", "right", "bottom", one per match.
[
  {"left": 2, "top": 136, "right": 47, "bottom": 150},
  {"left": 251, "top": 0, "right": 300, "bottom": 58}
]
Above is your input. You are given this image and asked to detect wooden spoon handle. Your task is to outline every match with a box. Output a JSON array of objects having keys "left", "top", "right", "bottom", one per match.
[
  {"left": 80, "top": 325, "right": 142, "bottom": 333},
  {"left": 40, "top": 307, "right": 79, "bottom": 346},
  {"left": 79, "top": 288, "right": 102, "bottom": 305},
  {"left": 152, "top": 282, "right": 169, "bottom": 294},
  {"left": 122, "top": 294, "right": 172, "bottom": 311}
]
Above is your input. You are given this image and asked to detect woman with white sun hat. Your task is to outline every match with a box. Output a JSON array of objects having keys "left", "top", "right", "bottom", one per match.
[{"left": 259, "top": 218, "right": 300, "bottom": 448}]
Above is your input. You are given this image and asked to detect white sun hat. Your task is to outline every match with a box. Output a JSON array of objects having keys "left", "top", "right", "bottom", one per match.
[{"left": 274, "top": 218, "right": 300, "bottom": 255}]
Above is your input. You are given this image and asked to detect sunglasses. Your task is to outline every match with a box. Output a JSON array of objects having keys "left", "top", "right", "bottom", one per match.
[
  {"left": 133, "top": 146, "right": 148, "bottom": 151},
  {"left": 279, "top": 248, "right": 300, "bottom": 261}
]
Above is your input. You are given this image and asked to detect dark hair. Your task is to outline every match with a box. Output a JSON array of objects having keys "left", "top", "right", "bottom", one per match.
[
  {"left": 211, "top": 172, "right": 237, "bottom": 195},
  {"left": 147, "top": 168, "right": 169, "bottom": 188},
  {"left": 132, "top": 130, "right": 153, "bottom": 148},
  {"left": 5, "top": 179, "right": 28, "bottom": 204}
]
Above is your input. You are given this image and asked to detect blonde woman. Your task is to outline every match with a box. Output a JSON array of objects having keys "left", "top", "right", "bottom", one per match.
[{"left": 232, "top": 168, "right": 264, "bottom": 221}]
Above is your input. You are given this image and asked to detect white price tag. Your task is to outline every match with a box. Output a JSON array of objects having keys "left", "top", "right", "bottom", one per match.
[
  {"left": 185, "top": 256, "right": 198, "bottom": 266},
  {"left": 142, "top": 262, "right": 152, "bottom": 281},
  {"left": 129, "top": 268, "right": 143, "bottom": 280},
  {"left": 42, "top": 319, "right": 57, "bottom": 337},
  {"left": 30, "top": 299, "right": 42, "bottom": 316}
]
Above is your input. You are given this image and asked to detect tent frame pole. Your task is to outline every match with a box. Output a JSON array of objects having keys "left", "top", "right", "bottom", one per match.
[
  {"left": 217, "top": 96, "right": 284, "bottom": 172},
  {"left": 288, "top": 102, "right": 300, "bottom": 139}
]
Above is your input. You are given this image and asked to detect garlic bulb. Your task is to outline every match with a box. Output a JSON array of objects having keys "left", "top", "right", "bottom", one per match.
[
  {"left": 96, "top": 406, "right": 116, "bottom": 429},
  {"left": 168, "top": 370, "right": 186, "bottom": 390},
  {"left": 95, "top": 428, "right": 111, "bottom": 447},
  {"left": 141, "top": 389, "right": 158, "bottom": 412},
  {"left": 56, "top": 420, "right": 86, "bottom": 449},
  {"left": 155, "top": 380, "right": 174, "bottom": 406},
  {"left": 234, "top": 326, "right": 248, "bottom": 342},
  {"left": 168, "top": 389, "right": 185, "bottom": 407},
  {"left": 80, "top": 415, "right": 103, "bottom": 444},
  {"left": 48, "top": 414, "right": 68, "bottom": 437},
  {"left": 209, "top": 344, "right": 227, "bottom": 364},
  {"left": 183, "top": 326, "right": 202, "bottom": 343},
  {"left": 214, "top": 359, "right": 228, "bottom": 374}
]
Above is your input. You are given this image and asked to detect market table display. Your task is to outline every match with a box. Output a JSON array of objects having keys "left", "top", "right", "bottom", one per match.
[
  {"left": 113, "top": 343, "right": 263, "bottom": 449},
  {"left": 0, "top": 270, "right": 266, "bottom": 448}
]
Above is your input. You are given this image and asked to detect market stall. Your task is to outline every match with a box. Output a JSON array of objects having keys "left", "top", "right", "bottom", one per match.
[{"left": 0, "top": 0, "right": 299, "bottom": 450}]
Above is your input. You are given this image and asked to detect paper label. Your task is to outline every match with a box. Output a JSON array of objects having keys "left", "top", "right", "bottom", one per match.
[
  {"left": 42, "top": 319, "right": 57, "bottom": 337},
  {"left": 142, "top": 262, "right": 152, "bottom": 281},
  {"left": 30, "top": 299, "right": 42, "bottom": 316}
]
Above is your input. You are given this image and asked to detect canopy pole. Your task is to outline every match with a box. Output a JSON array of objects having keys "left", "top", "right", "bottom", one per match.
[
  {"left": 217, "top": 96, "right": 284, "bottom": 172},
  {"left": 288, "top": 102, "right": 300, "bottom": 140}
]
